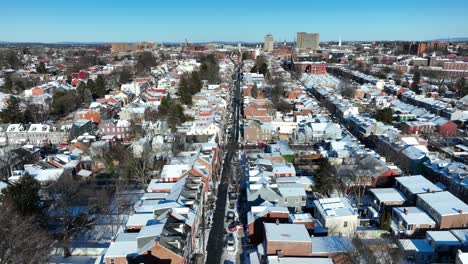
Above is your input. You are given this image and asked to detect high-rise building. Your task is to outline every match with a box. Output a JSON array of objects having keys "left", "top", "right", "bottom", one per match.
[
  {"left": 264, "top": 34, "right": 274, "bottom": 52},
  {"left": 296, "top": 32, "right": 320, "bottom": 50}
]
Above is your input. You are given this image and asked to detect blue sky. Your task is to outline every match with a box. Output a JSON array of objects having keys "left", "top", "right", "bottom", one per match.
[{"left": 1, "top": 0, "right": 467, "bottom": 43}]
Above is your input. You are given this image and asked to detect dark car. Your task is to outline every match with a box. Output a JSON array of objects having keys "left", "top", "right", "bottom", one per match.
[
  {"left": 226, "top": 211, "right": 236, "bottom": 222},
  {"left": 228, "top": 221, "right": 244, "bottom": 232}
]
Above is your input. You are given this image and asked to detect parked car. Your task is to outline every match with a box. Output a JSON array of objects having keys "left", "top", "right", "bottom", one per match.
[
  {"left": 226, "top": 210, "right": 235, "bottom": 222},
  {"left": 226, "top": 233, "right": 235, "bottom": 251},
  {"left": 228, "top": 221, "right": 244, "bottom": 232}
]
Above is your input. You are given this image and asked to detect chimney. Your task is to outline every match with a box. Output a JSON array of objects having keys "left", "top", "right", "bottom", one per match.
[{"left": 403, "top": 208, "right": 408, "bottom": 215}]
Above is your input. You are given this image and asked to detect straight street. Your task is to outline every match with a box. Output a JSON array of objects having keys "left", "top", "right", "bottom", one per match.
[{"left": 205, "top": 65, "right": 242, "bottom": 264}]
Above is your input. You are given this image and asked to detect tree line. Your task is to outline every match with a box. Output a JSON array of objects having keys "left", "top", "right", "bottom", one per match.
[{"left": 178, "top": 54, "right": 220, "bottom": 105}]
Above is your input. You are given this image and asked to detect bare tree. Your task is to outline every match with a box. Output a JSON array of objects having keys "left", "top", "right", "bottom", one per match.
[
  {"left": 124, "top": 147, "right": 166, "bottom": 186},
  {"left": 45, "top": 175, "right": 95, "bottom": 257},
  {"left": 345, "top": 234, "right": 403, "bottom": 264},
  {"left": 0, "top": 203, "right": 55, "bottom": 264}
]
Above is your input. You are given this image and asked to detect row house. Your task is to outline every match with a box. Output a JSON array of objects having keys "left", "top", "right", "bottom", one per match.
[
  {"left": 105, "top": 174, "right": 205, "bottom": 264},
  {"left": 401, "top": 121, "right": 436, "bottom": 135},
  {"left": 140, "top": 88, "right": 167, "bottom": 107},
  {"left": 422, "top": 158, "right": 468, "bottom": 203},
  {"left": 244, "top": 120, "right": 277, "bottom": 143},
  {"left": 391, "top": 206, "right": 436, "bottom": 237},
  {"left": 295, "top": 120, "right": 342, "bottom": 143},
  {"left": 398, "top": 229, "right": 468, "bottom": 263},
  {"left": 247, "top": 180, "right": 306, "bottom": 213},
  {"left": 416, "top": 191, "right": 468, "bottom": 230},
  {"left": 260, "top": 223, "right": 353, "bottom": 263},
  {"left": 99, "top": 119, "right": 133, "bottom": 142},
  {"left": 394, "top": 175, "right": 443, "bottom": 204},
  {"left": 0, "top": 123, "right": 68, "bottom": 146}
]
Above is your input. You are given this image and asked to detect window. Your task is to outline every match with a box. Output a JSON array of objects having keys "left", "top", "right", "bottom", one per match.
[
  {"left": 344, "top": 221, "right": 348, "bottom": 228},
  {"left": 110, "top": 259, "right": 115, "bottom": 264},
  {"left": 407, "top": 224, "right": 413, "bottom": 230}
]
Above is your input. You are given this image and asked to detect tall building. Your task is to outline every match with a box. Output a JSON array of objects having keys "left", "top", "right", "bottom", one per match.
[
  {"left": 264, "top": 34, "right": 274, "bottom": 52},
  {"left": 296, "top": 32, "right": 320, "bottom": 51}
]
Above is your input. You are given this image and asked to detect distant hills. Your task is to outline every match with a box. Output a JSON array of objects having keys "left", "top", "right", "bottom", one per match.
[
  {"left": 0, "top": 38, "right": 467, "bottom": 46},
  {"left": 430, "top": 37, "right": 468, "bottom": 42}
]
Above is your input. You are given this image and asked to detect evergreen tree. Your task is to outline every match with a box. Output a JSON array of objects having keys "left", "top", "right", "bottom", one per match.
[
  {"left": 86, "top": 79, "right": 95, "bottom": 95},
  {"left": 93, "top": 75, "right": 106, "bottom": 98},
  {"left": 0, "top": 96, "right": 22, "bottom": 123},
  {"left": 456, "top": 77, "right": 467, "bottom": 97},
  {"left": 3, "top": 75, "right": 13, "bottom": 93},
  {"left": 376, "top": 107, "right": 393, "bottom": 124},
  {"left": 189, "top": 71, "right": 202, "bottom": 94},
  {"left": 411, "top": 71, "right": 421, "bottom": 94},
  {"left": 1, "top": 173, "right": 42, "bottom": 216},
  {"left": 36, "top": 62, "right": 47, "bottom": 74},
  {"left": 83, "top": 88, "right": 93, "bottom": 105},
  {"left": 380, "top": 211, "right": 391, "bottom": 231},
  {"left": 314, "top": 159, "right": 338, "bottom": 197},
  {"left": 76, "top": 82, "right": 87, "bottom": 103}
]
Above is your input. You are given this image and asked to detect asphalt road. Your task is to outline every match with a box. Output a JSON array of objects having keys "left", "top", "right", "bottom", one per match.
[{"left": 205, "top": 65, "right": 241, "bottom": 264}]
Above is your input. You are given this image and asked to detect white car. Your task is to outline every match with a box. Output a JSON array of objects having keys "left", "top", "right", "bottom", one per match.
[{"left": 226, "top": 234, "right": 236, "bottom": 251}]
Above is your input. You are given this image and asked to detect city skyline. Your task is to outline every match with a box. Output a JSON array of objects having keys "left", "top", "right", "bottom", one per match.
[{"left": 1, "top": 0, "right": 468, "bottom": 43}]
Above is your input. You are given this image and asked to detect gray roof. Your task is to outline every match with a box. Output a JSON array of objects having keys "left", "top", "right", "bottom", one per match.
[
  {"left": 370, "top": 188, "right": 407, "bottom": 203},
  {"left": 396, "top": 175, "right": 442, "bottom": 195},
  {"left": 417, "top": 191, "right": 468, "bottom": 216},
  {"left": 402, "top": 146, "right": 426, "bottom": 160},
  {"left": 264, "top": 223, "right": 310, "bottom": 243},
  {"left": 451, "top": 229, "right": 468, "bottom": 245},
  {"left": 314, "top": 197, "right": 356, "bottom": 218},
  {"left": 398, "top": 239, "right": 434, "bottom": 253},
  {"left": 310, "top": 236, "right": 354, "bottom": 254},
  {"left": 126, "top": 213, "right": 157, "bottom": 228},
  {"left": 278, "top": 183, "right": 306, "bottom": 197},
  {"left": 392, "top": 207, "right": 436, "bottom": 225},
  {"left": 104, "top": 232, "right": 138, "bottom": 258},
  {"left": 427, "top": 231, "right": 461, "bottom": 246}
]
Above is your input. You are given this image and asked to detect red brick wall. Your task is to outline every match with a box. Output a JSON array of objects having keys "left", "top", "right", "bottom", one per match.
[
  {"left": 266, "top": 240, "right": 312, "bottom": 256},
  {"left": 438, "top": 121, "right": 457, "bottom": 137},
  {"left": 146, "top": 242, "right": 185, "bottom": 264}
]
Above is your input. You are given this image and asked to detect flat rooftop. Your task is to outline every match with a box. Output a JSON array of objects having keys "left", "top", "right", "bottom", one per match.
[
  {"left": 310, "top": 236, "right": 354, "bottom": 254},
  {"left": 398, "top": 239, "right": 434, "bottom": 253},
  {"left": 396, "top": 175, "right": 442, "bottom": 195},
  {"left": 264, "top": 223, "right": 310, "bottom": 243},
  {"left": 417, "top": 191, "right": 468, "bottom": 216},
  {"left": 427, "top": 231, "right": 461, "bottom": 246},
  {"left": 370, "top": 188, "right": 407, "bottom": 203},
  {"left": 392, "top": 207, "right": 436, "bottom": 225},
  {"left": 314, "top": 197, "right": 356, "bottom": 218}
]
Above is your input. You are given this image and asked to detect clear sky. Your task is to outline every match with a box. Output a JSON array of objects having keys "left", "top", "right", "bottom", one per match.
[{"left": 1, "top": 0, "right": 467, "bottom": 43}]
